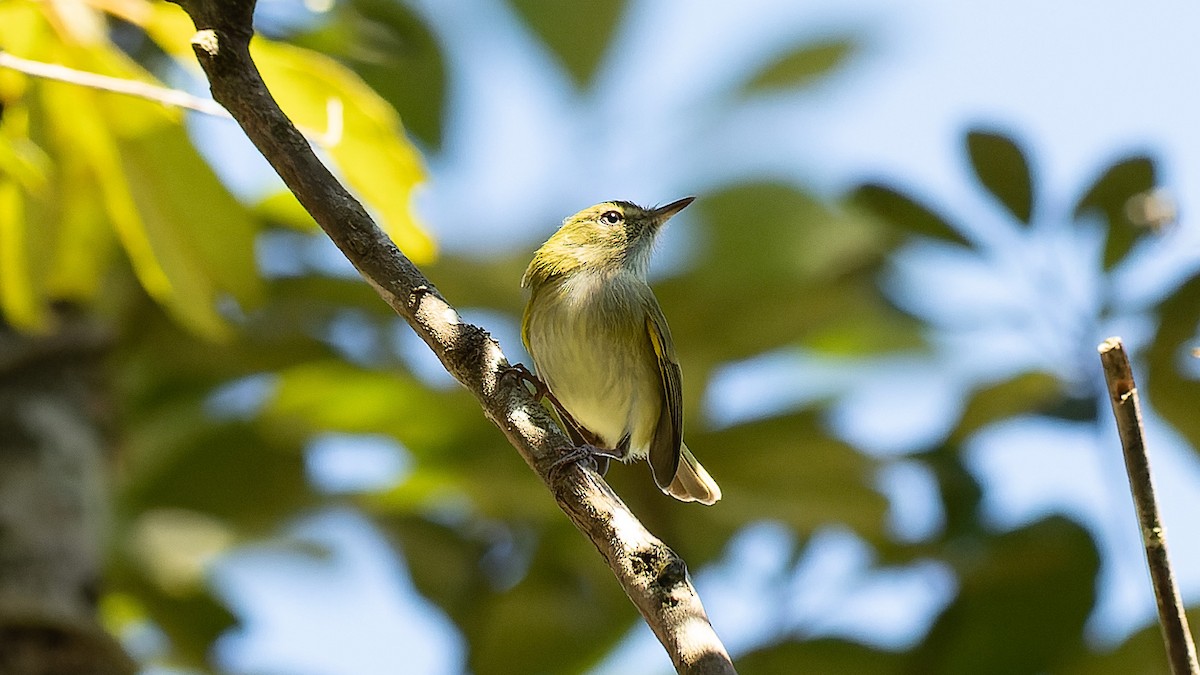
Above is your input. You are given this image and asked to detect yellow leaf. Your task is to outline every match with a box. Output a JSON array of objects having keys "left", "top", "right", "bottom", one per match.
[
  {"left": 10, "top": 21, "right": 261, "bottom": 338},
  {"left": 251, "top": 38, "right": 434, "bottom": 263},
  {"left": 140, "top": 1, "right": 201, "bottom": 61},
  {"left": 143, "top": 5, "right": 435, "bottom": 260},
  {"left": 0, "top": 178, "right": 46, "bottom": 329},
  {"left": 36, "top": 74, "right": 177, "bottom": 308}
]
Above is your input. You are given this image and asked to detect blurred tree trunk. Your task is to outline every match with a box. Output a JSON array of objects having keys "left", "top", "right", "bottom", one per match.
[{"left": 0, "top": 309, "right": 135, "bottom": 675}]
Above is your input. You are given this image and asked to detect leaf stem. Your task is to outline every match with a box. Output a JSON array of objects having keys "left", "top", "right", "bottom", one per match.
[{"left": 0, "top": 49, "right": 230, "bottom": 118}]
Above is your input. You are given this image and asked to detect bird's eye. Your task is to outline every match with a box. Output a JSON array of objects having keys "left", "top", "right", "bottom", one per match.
[{"left": 600, "top": 210, "right": 623, "bottom": 225}]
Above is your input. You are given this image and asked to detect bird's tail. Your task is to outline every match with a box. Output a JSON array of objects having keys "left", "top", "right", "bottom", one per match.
[{"left": 665, "top": 444, "right": 721, "bottom": 505}]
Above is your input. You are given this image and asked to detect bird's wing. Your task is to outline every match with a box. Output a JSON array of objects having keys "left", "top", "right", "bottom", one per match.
[
  {"left": 520, "top": 292, "right": 534, "bottom": 353},
  {"left": 645, "top": 305, "right": 683, "bottom": 489}
]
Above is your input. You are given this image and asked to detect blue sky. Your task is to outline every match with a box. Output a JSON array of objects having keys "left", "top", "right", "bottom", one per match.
[{"left": 162, "top": 1, "right": 1200, "bottom": 673}]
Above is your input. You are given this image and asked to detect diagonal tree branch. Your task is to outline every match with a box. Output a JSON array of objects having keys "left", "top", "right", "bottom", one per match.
[
  {"left": 1098, "top": 337, "right": 1199, "bottom": 675},
  {"left": 166, "top": 1, "right": 735, "bottom": 672}
]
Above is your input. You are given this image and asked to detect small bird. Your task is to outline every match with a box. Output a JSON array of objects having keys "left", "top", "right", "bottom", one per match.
[{"left": 521, "top": 197, "right": 721, "bottom": 505}]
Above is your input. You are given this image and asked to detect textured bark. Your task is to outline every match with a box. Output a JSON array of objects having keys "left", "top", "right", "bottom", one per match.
[{"left": 0, "top": 311, "right": 134, "bottom": 675}]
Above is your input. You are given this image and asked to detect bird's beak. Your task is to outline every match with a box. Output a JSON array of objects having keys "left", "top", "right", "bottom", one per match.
[{"left": 652, "top": 196, "right": 695, "bottom": 222}]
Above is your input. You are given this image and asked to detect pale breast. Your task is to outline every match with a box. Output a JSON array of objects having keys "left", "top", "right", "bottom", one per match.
[{"left": 526, "top": 273, "right": 662, "bottom": 458}]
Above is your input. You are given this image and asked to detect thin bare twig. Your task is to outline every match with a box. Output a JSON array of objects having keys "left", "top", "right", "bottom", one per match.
[
  {"left": 0, "top": 49, "right": 230, "bottom": 118},
  {"left": 164, "top": 2, "right": 735, "bottom": 672},
  {"left": 1098, "top": 336, "right": 1199, "bottom": 675}
]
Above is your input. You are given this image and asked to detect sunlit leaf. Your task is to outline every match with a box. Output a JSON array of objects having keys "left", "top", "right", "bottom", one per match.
[
  {"left": 741, "top": 37, "right": 859, "bottom": 94},
  {"left": 850, "top": 182, "right": 970, "bottom": 248},
  {"left": 0, "top": 117, "right": 49, "bottom": 189},
  {"left": 1146, "top": 274, "right": 1200, "bottom": 449},
  {"left": 41, "top": 147, "right": 116, "bottom": 303},
  {"left": 0, "top": 1, "right": 43, "bottom": 60},
  {"left": 21, "top": 36, "right": 256, "bottom": 338},
  {"left": 115, "top": 119, "right": 263, "bottom": 325},
  {"left": 966, "top": 129, "right": 1034, "bottom": 224},
  {"left": 0, "top": 178, "right": 46, "bottom": 328},
  {"left": 1073, "top": 156, "right": 1158, "bottom": 269},
  {"left": 508, "top": 0, "right": 626, "bottom": 87},
  {"left": 288, "top": 0, "right": 447, "bottom": 149},
  {"left": 251, "top": 38, "right": 434, "bottom": 263},
  {"left": 915, "top": 517, "right": 1098, "bottom": 673},
  {"left": 255, "top": 189, "right": 319, "bottom": 231},
  {"left": 4, "top": 70, "right": 115, "bottom": 311},
  {"left": 46, "top": 81, "right": 176, "bottom": 311}
]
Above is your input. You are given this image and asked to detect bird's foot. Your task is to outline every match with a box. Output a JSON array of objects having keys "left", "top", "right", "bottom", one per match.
[
  {"left": 503, "top": 364, "right": 595, "bottom": 441},
  {"left": 502, "top": 362, "right": 549, "bottom": 400},
  {"left": 547, "top": 444, "right": 619, "bottom": 483}
]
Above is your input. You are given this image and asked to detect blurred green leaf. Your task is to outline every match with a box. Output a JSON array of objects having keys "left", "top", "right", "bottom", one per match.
[
  {"left": 1073, "top": 156, "right": 1158, "bottom": 269},
  {"left": 699, "top": 183, "right": 886, "bottom": 284},
  {"left": 850, "top": 182, "right": 970, "bottom": 248},
  {"left": 384, "top": 516, "right": 489, "bottom": 626},
  {"left": 508, "top": 0, "right": 626, "bottom": 87},
  {"left": 740, "top": 638, "right": 905, "bottom": 674},
  {"left": 1062, "top": 609, "right": 1200, "bottom": 675},
  {"left": 657, "top": 182, "right": 911, "bottom": 366},
  {"left": 915, "top": 516, "right": 1098, "bottom": 674},
  {"left": 290, "top": 0, "right": 447, "bottom": 149},
  {"left": 741, "top": 37, "right": 859, "bottom": 94},
  {"left": 388, "top": 513, "right": 634, "bottom": 675},
  {"left": 426, "top": 252, "right": 530, "bottom": 315},
  {"left": 264, "top": 358, "right": 552, "bottom": 519},
  {"left": 948, "top": 372, "right": 1063, "bottom": 444},
  {"left": 137, "top": 586, "right": 236, "bottom": 668},
  {"left": 1146, "top": 273, "right": 1200, "bottom": 449},
  {"left": 966, "top": 129, "right": 1034, "bottom": 224},
  {"left": 919, "top": 445, "right": 984, "bottom": 543},
  {"left": 0, "top": 2, "right": 42, "bottom": 56},
  {"left": 114, "top": 281, "right": 338, "bottom": 415},
  {"left": 264, "top": 359, "right": 465, "bottom": 455},
  {"left": 467, "top": 526, "right": 632, "bottom": 675},
  {"left": 119, "top": 418, "right": 314, "bottom": 532},
  {"left": 691, "top": 411, "right": 888, "bottom": 543}
]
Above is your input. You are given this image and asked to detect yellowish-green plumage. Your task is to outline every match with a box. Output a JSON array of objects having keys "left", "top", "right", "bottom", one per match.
[{"left": 521, "top": 198, "right": 721, "bottom": 505}]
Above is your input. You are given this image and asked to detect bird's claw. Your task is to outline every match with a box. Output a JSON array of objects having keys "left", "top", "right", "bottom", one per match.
[
  {"left": 503, "top": 362, "right": 549, "bottom": 400},
  {"left": 547, "top": 444, "right": 619, "bottom": 483}
]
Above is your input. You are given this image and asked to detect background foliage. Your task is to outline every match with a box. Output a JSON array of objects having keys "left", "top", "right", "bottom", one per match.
[{"left": 1, "top": 0, "right": 1197, "bottom": 673}]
